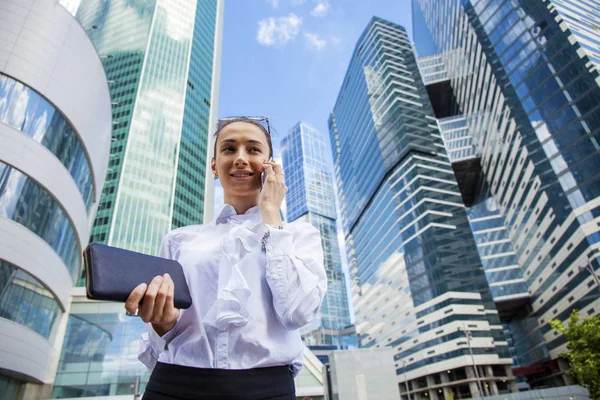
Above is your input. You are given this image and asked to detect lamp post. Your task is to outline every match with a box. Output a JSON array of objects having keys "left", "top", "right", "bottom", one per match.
[
  {"left": 458, "top": 324, "right": 485, "bottom": 399},
  {"left": 133, "top": 375, "right": 141, "bottom": 400},
  {"left": 399, "top": 357, "right": 413, "bottom": 400},
  {"left": 579, "top": 259, "right": 600, "bottom": 294}
]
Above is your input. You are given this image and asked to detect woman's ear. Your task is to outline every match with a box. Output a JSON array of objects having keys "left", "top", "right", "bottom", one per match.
[{"left": 211, "top": 158, "right": 217, "bottom": 177}]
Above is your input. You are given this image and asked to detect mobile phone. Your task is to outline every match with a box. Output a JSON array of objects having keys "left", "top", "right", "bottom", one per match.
[{"left": 261, "top": 158, "right": 273, "bottom": 190}]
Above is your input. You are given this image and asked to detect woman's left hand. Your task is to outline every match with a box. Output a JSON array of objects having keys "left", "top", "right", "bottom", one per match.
[{"left": 259, "top": 161, "right": 287, "bottom": 225}]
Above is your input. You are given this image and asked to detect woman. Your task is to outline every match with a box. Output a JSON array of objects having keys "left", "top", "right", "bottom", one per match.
[{"left": 125, "top": 117, "right": 327, "bottom": 400}]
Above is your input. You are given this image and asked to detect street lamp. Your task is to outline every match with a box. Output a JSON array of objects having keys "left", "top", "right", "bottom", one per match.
[
  {"left": 399, "top": 357, "right": 413, "bottom": 400},
  {"left": 579, "top": 259, "right": 600, "bottom": 293},
  {"left": 458, "top": 324, "right": 485, "bottom": 399}
]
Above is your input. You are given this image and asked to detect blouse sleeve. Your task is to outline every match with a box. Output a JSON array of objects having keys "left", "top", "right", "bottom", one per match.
[
  {"left": 263, "top": 221, "right": 327, "bottom": 330},
  {"left": 137, "top": 234, "right": 180, "bottom": 371}
]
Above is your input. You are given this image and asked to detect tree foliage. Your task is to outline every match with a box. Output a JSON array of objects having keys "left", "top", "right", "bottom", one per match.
[{"left": 550, "top": 310, "right": 600, "bottom": 400}]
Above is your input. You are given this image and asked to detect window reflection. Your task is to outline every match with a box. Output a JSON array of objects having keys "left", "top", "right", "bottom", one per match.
[
  {"left": 0, "top": 260, "right": 61, "bottom": 339},
  {"left": 0, "top": 162, "right": 80, "bottom": 282},
  {"left": 0, "top": 74, "right": 94, "bottom": 210},
  {"left": 52, "top": 313, "right": 150, "bottom": 398}
]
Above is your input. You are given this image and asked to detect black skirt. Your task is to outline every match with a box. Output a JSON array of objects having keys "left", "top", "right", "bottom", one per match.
[{"left": 143, "top": 362, "right": 296, "bottom": 400}]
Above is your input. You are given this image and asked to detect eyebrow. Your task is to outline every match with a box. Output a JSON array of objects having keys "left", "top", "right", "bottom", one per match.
[{"left": 220, "top": 139, "right": 264, "bottom": 146}]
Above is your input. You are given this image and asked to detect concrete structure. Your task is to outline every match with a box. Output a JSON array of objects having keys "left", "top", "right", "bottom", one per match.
[
  {"left": 282, "top": 121, "right": 356, "bottom": 363},
  {"left": 414, "top": 0, "right": 600, "bottom": 387},
  {"left": 326, "top": 348, "right": 400, "bottom": 400},
  {"left": 328, "top": 17, "right": 515, "bottom": 400},
  {"left": 0, "top": 0, "right": 111, "bottom": 398}
]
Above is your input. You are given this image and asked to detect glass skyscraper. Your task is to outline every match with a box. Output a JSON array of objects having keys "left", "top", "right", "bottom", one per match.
[
  {"left": 79, "top": 0, "right": 222, "bottom": 257},
  {"left": 414, "top": 0, "right": 600, "bottom": 388},
  {"left": 281, "top": 121, "right": 355, "bottom": 364},
  {"left": 329, "top": 17, "right": 514, "bottom": 400},
  {"left": 50, "top": 0, "right": 224, "bottom": 397}
]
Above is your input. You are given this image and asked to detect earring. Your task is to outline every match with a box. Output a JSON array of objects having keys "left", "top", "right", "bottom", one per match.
[{"left": 214, "top": 174, "right": 219, "bottom": 180}]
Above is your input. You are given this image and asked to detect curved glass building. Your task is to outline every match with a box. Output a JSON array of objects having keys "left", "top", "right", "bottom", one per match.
[
  {"left": 0, "top": 0, "right": 112, "bottom": 398},
  {"left": 414, "top": 0, "right": 600, "bottom": 388},
  {"left": 329, "top": 17, "right": 515, "bottom": 400}
]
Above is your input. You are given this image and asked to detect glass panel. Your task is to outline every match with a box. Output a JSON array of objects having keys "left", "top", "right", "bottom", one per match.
[
  {"left": 0, "top": 162, "right": 80, "bottom": 281},
  {"left": 0, "top": 74, "right": 94, "bottom": 210},
  {"left": 0, "top": 260, "right": 61, "bottom": 339}
]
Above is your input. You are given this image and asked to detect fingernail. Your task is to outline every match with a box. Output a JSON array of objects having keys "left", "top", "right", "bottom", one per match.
[
  {"left": 154, "top": 276, "right": 162, "bottom": 282},
  {"left": 163, "top": 273, "right": 170, "bottom": 279}
]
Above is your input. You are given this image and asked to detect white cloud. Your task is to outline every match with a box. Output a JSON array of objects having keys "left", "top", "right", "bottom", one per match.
[
  {"left": 304, "top": 33, "right": 327, "bottom": 51},
  {"left": 266, "top": 0, "right": 279, "bottom": 7},
  {"left": 257, "top": 13, "right": 303, "bottom": 47},
  {"left": 290, "top": 0, "right": 306, "bottom": 5},
  {"left": 310, "top": 1, "right": 329, "bottom": 17}
]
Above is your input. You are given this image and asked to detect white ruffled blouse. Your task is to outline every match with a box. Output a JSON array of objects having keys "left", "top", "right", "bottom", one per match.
[{"left": 138, "top": 204, "right": 327, "bottom": 376}]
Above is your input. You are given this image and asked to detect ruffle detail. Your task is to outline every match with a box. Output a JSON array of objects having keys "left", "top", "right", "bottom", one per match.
[{"left": 203, "top": 217, "right": 264, "bottom": 331}]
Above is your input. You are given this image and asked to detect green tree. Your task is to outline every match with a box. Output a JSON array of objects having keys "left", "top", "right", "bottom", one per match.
[{"left": 549, "top": 310, "right": 600, "bottom": 400}]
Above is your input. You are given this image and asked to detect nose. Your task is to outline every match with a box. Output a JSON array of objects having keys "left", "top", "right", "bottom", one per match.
[{"left": 234, "top": 149, "right": 249, "bottom": 167}]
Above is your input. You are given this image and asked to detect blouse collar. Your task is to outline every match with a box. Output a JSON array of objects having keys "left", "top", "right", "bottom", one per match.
[{"left": 214, "top": 204, "right": 261, "bottom": 224}]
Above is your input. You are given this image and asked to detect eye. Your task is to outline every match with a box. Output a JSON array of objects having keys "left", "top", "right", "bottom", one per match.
[
  {"left": 250, "top": 147, "right": 262, "bottom": 153},
  {"left": 221, "top": 146, "right": 235, "bottom": 152}
]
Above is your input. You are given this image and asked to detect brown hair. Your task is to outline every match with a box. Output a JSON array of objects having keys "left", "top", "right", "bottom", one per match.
[{"left": 213, "top": 118, "right": 273, "bottom": 160}]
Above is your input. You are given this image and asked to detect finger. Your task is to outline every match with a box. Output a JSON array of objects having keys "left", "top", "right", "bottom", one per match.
[
  {"left": 140, "top": 276, "right": 162, "bottom": 322},
  {"left": 262, "top": 163, "right": 275, "bottom": 178},
  {"left": 272, "top": 163, "right": 284, "bottom": 177},
  {"left": 125, "top": 283, "right": 147, "bottom": 314},
  {"left": 165, "top": 274, "right": 176, "bottom": 311},
  {"left": 153, "top": 275, "right": 170, "bottom": 322}
]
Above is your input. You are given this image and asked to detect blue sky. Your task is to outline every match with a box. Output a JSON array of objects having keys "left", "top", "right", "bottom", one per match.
[{"left": 218, "top": 0, "right": 420, "bottom": 155}]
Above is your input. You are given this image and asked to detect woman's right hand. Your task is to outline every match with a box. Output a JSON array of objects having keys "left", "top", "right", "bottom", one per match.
[{"left": 125, "top": 273, "right": 180, "bottom": 336}]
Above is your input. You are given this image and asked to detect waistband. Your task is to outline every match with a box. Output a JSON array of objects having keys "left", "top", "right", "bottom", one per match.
[{"left": 145, "top": 362, "right": 295, "bottom": 400}]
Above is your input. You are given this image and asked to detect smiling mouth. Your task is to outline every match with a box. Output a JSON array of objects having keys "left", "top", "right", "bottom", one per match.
[{"left": 230, "top": 173, "right": 254, "bottom": 178}]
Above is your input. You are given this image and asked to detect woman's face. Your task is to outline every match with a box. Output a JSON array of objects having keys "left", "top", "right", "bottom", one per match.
[{"left": 212, "top": 121, "right": 270, "bottom": 198}]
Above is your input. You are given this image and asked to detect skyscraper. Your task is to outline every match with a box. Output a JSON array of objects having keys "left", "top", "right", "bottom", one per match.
[
  {"left": 50, "top": 1, "right": 224, "bottom": 397},
  {"left": 281, "top": 121, "right": 355, "bottom": 363},
  {"left": 414, "top": 0, "right": 600, "bottom": 387},
  {"left": 418, "top": 53, "right": 530, "bottom": 373},
  {"left": 0, "top": 0, "right": 112, "bottom": 398},
  {"left": 78, "top": 0, "right": 223, "bottom": 257},
  {"left": 329, "top": 17, "right": 514, "bottom": 399}
]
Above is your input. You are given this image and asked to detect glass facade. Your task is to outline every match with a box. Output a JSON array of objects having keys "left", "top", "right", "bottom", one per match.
[
  {"left": 328, "top": 17, "right": 511, "bottom": 393},
  {"left": 77, "top": 0, "right": 154, "bottom": 251},
  {"left": 79, "top": 0, "right": 218, "bottom": 255},
  {"left": 0, "top": 73, "right": 94, "bottom": 210},
  {"left": 281, "top": 121, "right": 354, "bottom": 351},
  {"left": 0, "top": 260, "right": 61, "bottom": 339},
  {"left": 416, "top": 55, "right": 529, "bottom": 313},
  {"left": 551, "top": 0, "right": 600, "bottom": 68},
  {"left": 173, "top": 0, "right": 218, "bottom": 230},
  {"left": 0, "top": 375, "right": 23, "bottom": 400},
  {"left": 414, "top": 0, "right": 600, "bottom": 382},
  {"left": 52, "top": 303, "right": 149, "bottom": 398},
  {"left": 0, "top": 162, "right": 80, "bottom": 282}
]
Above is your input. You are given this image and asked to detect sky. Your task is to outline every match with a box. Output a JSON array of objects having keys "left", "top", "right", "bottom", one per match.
[
  {"left": 214, "top": 0, "right": 437, "bottom": 209},
  {"left": 218, "top": 0, "right": 417, "bottom": 154}
]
